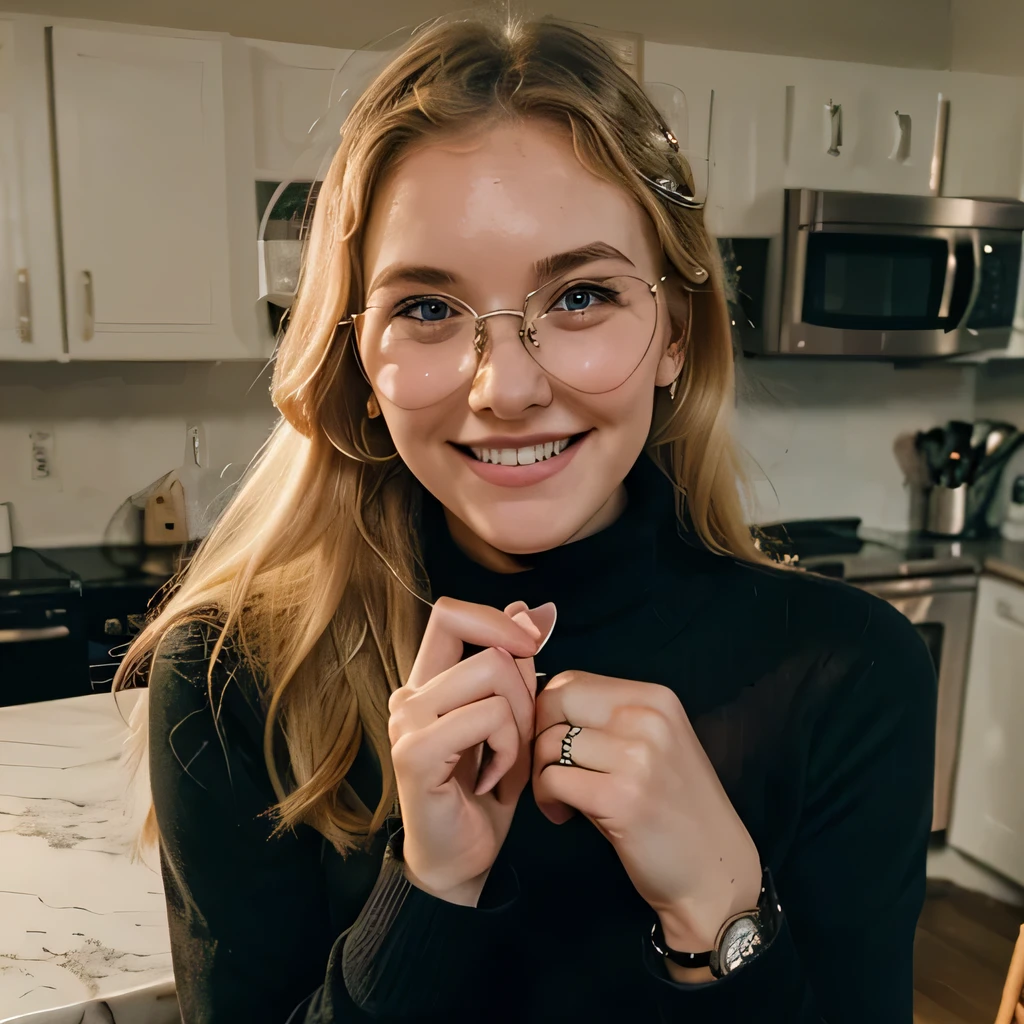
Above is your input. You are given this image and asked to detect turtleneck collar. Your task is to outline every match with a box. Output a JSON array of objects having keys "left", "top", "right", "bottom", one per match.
[{"left": 418, "top": 453, "right": 682, "bottom": 630}]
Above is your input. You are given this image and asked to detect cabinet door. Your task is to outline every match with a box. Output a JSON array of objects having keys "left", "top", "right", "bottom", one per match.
[
  {"left": 947, "top": 575, "right": 1024, "bottom": 886},
  {"left": 51, "top": 27, "right": 255, "bottom": 360},
  {"left": 942, "top": 72, "right": 1024, "bottom": 200},
  {"left": 785, "top": 65, "right": 942, "bottom": 196},
  {"left": 247, "top": 39, "right": 351, "bottom": 181},
  {"left": 0, "top": 17, "right": 63, "bottom": 360}
]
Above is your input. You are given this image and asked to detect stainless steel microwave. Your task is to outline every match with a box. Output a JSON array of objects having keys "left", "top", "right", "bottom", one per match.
[{"left": 757, "top": 189, "right": 1024, "bottom": 359}]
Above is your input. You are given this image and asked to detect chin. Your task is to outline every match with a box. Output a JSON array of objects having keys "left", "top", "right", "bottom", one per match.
[{"left": 459, "top": 503, "right": 594, "bottom": 555}]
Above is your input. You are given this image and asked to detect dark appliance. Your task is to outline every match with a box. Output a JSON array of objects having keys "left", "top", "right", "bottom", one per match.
[
  {"left": 744, "top": 189, "right": 1024, "bottom": 359},
  {"left": 0, "top": 548, "right": 89, "bottom": 706}
]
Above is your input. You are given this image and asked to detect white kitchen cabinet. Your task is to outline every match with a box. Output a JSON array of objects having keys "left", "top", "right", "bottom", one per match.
[
  {"left": 942, "top": 72, "right": 1024, "bottom": 201},
  {"left": 247, "top": 39, "right": 350, "bottom": 181},
  {"left": 947, "top": 575, "right": 1024, "bottom": 887},
  {"left": 50, "top": 26, "right": 264, "bottom": 360},
  {"left": 0, "top": 17, "right": 63, "bottom": 360},
  {"left": 784, "top": 65, "right": 944, "bottom": 196}
]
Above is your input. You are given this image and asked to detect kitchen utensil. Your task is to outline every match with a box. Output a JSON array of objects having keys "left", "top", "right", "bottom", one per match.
[
  {"left": 916, "top": 428, "right": 948, "bottom": 485},
  {"left": 943, "top": 420, "right": 974, "bottom": 488},
  {"left": 966, "top": 419, "right": 995, "bottom": 483},
  {"left": 925, "top": 484, "right": 968, "bottom": 536}
]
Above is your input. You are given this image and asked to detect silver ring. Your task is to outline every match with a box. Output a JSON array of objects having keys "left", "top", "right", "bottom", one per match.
[{"left": 558, "top": 725, "right": 582, "bottom": 767}]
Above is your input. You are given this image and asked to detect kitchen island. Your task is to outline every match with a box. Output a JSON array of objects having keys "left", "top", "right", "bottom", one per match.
[{"left": 0, "top": 691, "right": 177, "bottom": 1023}]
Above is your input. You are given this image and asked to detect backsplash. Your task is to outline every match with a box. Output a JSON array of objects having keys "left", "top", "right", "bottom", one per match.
[
  {"left": 733, "top": 360, "right": 976, "bottom": 529},
  {"left": 0, "top": 362, "right": 277, "bottom": 548},
  {"left": 0, "top": 357, "right": 983, "bottom": 546}
]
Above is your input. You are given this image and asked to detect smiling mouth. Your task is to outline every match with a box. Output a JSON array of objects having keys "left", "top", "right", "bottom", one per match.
[{"left": 451, "top": 431, "right": 591, "bottom": 466}]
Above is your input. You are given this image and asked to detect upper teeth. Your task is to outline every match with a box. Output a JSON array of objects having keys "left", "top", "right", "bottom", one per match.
[{"left": 470, "top": 438, "right": 572, "bottom": 465}]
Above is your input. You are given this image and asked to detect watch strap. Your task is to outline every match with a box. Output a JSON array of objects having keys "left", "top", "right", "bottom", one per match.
[{"left": 648, "top": 867, "right": 781, "bottom": 977}]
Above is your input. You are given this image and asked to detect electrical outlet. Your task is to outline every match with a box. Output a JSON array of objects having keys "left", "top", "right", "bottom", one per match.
[{"left": 29, "top": 428, "right": 54, "bottom": 480}]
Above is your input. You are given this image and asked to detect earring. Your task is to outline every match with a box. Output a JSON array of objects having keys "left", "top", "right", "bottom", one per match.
[
  {"left": 366, "top": 392, "right": 381, "bottom": 419},
  {"left": 669, "top": 374, "right": 681, "bottom": 401}
]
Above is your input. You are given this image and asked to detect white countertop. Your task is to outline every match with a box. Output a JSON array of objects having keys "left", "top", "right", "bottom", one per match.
[{"left": 0, "top": 692, "right": 178, "bottom": 1024}]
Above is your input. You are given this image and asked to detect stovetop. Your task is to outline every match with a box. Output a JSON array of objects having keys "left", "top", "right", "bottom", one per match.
[
  {"left": 758, "top": 518, "right": 979, "bottom": 581},
  {"left": 0, "top": 545, "right": 182, "bottom": 597}
]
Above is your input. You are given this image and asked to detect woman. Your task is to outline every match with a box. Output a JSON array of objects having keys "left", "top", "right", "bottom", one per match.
[{"left": 115, "top": 13, "right": 936, "bottom": 1023}]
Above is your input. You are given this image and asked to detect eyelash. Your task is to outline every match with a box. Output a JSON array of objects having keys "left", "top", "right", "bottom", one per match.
[{"left": 393, "top": 283, "right": 620, "bottom": 320}]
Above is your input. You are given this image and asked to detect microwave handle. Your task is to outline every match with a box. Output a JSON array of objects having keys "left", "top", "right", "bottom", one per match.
[{"left": 943, "top": 238, "right": 977, "bottom": 332}]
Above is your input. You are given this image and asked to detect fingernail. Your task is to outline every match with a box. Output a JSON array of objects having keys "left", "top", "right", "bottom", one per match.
[{"left": 511, "top": 610, "right": 542, "bottom": 642}]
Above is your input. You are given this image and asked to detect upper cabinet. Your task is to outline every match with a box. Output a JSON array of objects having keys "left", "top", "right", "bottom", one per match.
[
  {"left": 0, "top": 17, "right": 63, "bottom": 360},
  {"left": 942, "top": 72, "right": 1024, "bottom": 201},
  {"left": 784, "top": 66, "right": 944, "bottom": 197},
  {"left": 50, "top": 26, "right": 265, "bottom": 360},
  {"left": 247, "top": 39, "right": 349, "bottom": 181}
]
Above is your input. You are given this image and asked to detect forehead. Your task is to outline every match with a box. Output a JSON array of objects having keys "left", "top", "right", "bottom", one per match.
[{"left": 361, "top": 119, "right": 660, "bottom": 290}]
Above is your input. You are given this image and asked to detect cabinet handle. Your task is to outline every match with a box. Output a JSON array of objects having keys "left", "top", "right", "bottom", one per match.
[
  {"left": 0, "top": 625, "right": 71, "bottom": 644},
  {"left": 82, "top": 270, "right": 94, "bottom": 341},
  {"left": 929, "top": 95, "right": 950, "bottom": 197},
  {"left": 995, "top": 599, "right": 1024, "bottom": 631},
  {"left": 16, "top": 268, "right": 32, "bottom": 343}
]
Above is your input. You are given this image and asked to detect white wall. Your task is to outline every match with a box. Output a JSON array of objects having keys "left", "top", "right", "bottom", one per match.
[
  {"left": 734, "top": 360, "right": 977, "bottom": 529},
  {"left": 0, "top": 361, "right": 277, "bottom": 547},
  {"left": 975, "top": 361, "right": 1024, "bottom": 427}
]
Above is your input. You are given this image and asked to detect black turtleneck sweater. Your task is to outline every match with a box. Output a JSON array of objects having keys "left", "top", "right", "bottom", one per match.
[{"left": 147, "top": 454, "right": 936, "bottom": 1023}]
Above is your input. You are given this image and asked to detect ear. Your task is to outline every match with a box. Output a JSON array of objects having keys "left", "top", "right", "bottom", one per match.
[{"left": 655, "top": 291, "right": 689, "bottom": 387}]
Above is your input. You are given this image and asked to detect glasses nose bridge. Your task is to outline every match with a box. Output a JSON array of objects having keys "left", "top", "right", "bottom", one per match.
[{"left": 472, "top": 306, "right": 530, "bottom": 355}]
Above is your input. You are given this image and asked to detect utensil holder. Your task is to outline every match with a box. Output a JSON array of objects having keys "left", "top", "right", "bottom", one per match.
[{"left": 925, "top": 484, "right": 968, "bottom": 536}]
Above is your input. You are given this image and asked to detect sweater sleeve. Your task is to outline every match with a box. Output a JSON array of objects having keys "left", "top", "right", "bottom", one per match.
[
  {"left": 638, "top": 600, "right": 937, "bottom": 1022},
  {"left": 148, "top": 623, "right": 521, "bottom": 1024}
]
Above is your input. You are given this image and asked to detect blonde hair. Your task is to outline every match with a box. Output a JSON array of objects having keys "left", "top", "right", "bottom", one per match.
[{"left": 113, "top": 11, "right": 763, "bottom": 859}]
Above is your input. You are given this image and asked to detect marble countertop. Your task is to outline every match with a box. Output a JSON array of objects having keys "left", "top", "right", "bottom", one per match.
[{"left": 0, "top": 693, "right": 178, "bottom": 1024}]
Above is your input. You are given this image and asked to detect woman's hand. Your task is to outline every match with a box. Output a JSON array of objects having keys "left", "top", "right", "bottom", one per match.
[
  {"left": 532, "top": 671, "right": 762, "bottom": 954},
  {"left": 388, "top": 596, "right": 556, "bottom": 906}
]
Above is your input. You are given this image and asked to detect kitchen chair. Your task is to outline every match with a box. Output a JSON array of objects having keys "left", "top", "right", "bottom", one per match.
[{"left": 995, "top": 924, "right": 1024, "bottom": 1024}]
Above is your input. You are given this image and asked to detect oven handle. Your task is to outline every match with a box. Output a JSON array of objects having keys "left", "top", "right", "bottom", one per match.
[{"left": 0, "top": 625, "right": 71, "bottom": 644}]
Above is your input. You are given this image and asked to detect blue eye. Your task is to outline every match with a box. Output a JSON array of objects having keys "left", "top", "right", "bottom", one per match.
[
  {"left": 553, "top": 286, "right": 614, "bottom": 312},
  {"left": 397, "top": 298, "right": 455, "bottom": 322}
]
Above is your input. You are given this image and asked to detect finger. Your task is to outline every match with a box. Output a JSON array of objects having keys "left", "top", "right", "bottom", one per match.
[
  {"left": 407, "top": 597, "right": 542, "bottom": 689},
  {"left": 392, "top": 695, "right": 519, "bottom": 794},
  {"left": 504, "top": 600, "right": 530, "bottom": 617},
  {"left": 533, "top": 761, "right": 613, "bottom": 825},
  {"left": 533, "top": 723, "right": 636, "bottom": 775},
  {"left": 394, "top": 647, "right": 535, "bottom": 744},
  {"left": 534, "top": 672, "right": 677, "bottom": 737}
]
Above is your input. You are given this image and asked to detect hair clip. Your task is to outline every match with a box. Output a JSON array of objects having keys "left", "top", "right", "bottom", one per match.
[
  {"left": 660, "top": 125, "right": 680, "bottom": 152},
  {"left": 638, "top": 171, "right": 705, "bottom": 211}
]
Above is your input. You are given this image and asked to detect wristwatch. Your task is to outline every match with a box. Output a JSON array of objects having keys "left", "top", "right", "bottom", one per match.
[{"left": 649, "top": 867, "right": 782, "bottom": 979}]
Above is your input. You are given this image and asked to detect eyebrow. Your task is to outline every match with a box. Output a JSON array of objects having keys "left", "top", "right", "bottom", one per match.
[{"left": 365, "top": 241, "right": 636, "bottom": 297}]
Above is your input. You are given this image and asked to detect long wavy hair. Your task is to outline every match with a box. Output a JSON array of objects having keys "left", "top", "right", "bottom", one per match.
[{"left": 113, "top": 11, "right": 764, "bottom": 859}]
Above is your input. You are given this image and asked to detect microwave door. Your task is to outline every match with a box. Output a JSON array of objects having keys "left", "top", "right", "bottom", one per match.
[{"left": 785, "top": 224, "right": 967, "bottom": 357}]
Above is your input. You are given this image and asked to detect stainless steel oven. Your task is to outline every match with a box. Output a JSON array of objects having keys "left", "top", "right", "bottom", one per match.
[
  {"left": 855, "top": 574, "right": 976, "bottom": 832},
  {"left": 770, "top": 189, "right": 1024, "bottom": 359}
]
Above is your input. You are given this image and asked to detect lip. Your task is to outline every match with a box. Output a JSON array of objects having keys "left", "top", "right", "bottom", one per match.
[{"left": 450, "top": 430, "right": 591, "bottom": 488}]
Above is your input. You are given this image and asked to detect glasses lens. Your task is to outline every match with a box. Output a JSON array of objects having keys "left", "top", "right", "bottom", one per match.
[
  {"left": 522, "top": 275, "right": 659, "bottom": 393},
  {"left": 355, "top": 295, "right": 480, "bottom": 411},
  {"left": 354, "top": 275, "right": 659, "bottom": 411}
]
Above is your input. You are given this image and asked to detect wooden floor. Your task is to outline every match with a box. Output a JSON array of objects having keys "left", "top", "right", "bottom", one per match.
[{"left": 915, "top": 878, "right": 1022, "bottom": 1023}]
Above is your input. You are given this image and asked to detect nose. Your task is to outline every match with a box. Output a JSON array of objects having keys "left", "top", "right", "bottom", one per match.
[{"left": 467, "top": 312, "right": 552, "bottom": 418}]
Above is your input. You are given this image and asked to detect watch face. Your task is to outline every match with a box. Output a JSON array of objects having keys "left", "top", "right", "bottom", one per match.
[{"left": 719, "top": 915, "right": 764, "bottom": 974}]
